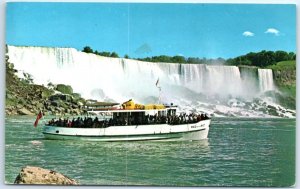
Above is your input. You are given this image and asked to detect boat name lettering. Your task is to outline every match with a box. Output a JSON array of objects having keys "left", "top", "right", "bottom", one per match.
[{"left": 191, "top": 124, "right": 205, "bottom": 129}]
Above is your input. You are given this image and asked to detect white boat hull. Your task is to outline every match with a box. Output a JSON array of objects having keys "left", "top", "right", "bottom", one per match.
[{"left": 42, "top": 119, "right": 211, "bottom": 141}]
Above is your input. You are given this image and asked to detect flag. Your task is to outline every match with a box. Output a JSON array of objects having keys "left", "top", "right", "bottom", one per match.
[
  {"left": 34, "top": 111, "right": 43, "bottom": 127},
  {"left": 156, "top": 78, "right": 159, "bottom": 87}
]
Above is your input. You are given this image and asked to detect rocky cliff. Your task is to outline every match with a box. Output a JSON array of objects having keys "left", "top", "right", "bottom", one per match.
[
  {"left": 268, "top": 61, "right": 296, "bottom": 109},
  {"left": 5, "top": 56, "right": 87, "bottom": 116},
  {"left": 271, "top": 61, "right": 296, "bottom": 86}
]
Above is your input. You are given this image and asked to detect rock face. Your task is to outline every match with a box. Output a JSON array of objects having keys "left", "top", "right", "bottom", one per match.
[
  {"left": 273, "top": 69, "right": 296, "bottom": 86},
  {"left": 17, "top": 108, "right": 35, "bottom": 115},
  {"left": 5, "top": 59, "right": 87, "bottom": 116},
  {"left": 14, "top": 166, "right": 78, "bottom": 185}
]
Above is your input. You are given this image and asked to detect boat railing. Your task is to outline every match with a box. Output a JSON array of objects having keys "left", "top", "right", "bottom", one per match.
[{"left": 45, "top": 114, "right": 210, "bottom": 128}]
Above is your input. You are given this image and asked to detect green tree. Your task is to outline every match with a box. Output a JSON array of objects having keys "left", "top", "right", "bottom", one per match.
[
  {"left": 110, "top": 52, "right": 119, "bottom": 58},
  {"left": 171, "top": 56, "right": 186, "bottom": 63},
  {"left": 153, "top": 55, "right": 171, "bottom": 62},
  {"left": 99, "top": 52, "right": 111, "bottom": 57},
  {"left": 82, "top": 46, "right": 93, "bottom": 53},
  {"left": 124, "top": 54, "right": 130, "bottom": 59},
  {"left": 274, "top": 51, "right": 289, "bottom": 62},
  {"left": 94, "top": 50, "right": 100, "bottom": 55},
  {"left": 187, "top": 57, "right": 196, "bottom": 63},
  {"left": 288, "top": 52, "right": 296, "bottom": 60}
]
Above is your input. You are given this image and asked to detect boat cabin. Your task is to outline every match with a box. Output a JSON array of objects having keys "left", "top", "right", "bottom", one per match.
[
  {"left": 100, "top": 106, "right": 178, "bottom": 126},
  {"left": 87, "top": 101, "right": 178, "bottom": 126},
  {"left": 85, "top": 101, "right": 120, "bottom": 111}
]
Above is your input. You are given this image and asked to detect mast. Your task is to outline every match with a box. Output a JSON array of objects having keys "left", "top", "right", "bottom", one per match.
[
  {"left": 156, "top": 78, "right": 162, "bottom": 104},
  {"left": 158, "top": 85, "right": 162, "bottom": 104}
]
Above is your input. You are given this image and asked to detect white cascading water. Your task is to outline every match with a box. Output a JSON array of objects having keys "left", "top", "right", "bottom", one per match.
[
  {"left": 7, "top": 45, "right": 292, "bottom": 118},
  {"left": 258, "top": 69, "right": 275, "bottom": 92}
]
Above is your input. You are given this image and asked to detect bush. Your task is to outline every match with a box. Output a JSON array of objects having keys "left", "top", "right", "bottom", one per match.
[
  {"left": 82, "top": 46, "right": 93, "bottom": 53},
  {"left": 72, "top": 93, "right": 81, "bottom": 99},
  {"left": 55, "top": 84, "right": 73, "bottom": 95}
]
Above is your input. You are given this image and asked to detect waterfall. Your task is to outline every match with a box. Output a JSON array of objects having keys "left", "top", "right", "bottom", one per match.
[
  {"left": 258, "top": 69, "right": 275, "bottom": 92},
  {"left": 239, "top": 67, "right": 259, "bottom": 94},
  {"left": 6, "top": 45, "right": 277, "bottom": 106}
]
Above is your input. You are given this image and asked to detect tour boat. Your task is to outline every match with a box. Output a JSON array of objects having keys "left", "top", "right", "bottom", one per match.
[{"left": 42, "top": 100, "right": 211, "bottom": 141}]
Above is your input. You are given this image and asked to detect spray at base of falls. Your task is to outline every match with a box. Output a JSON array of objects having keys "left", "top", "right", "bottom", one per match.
[{"left": 6, "top": 45, "right": 295, "bottom": 118}]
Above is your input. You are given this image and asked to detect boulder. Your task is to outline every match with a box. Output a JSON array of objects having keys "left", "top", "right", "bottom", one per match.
[
  {"left": 51, "top": 101, "right": 59, "bottom": 107},
  {"left": 36, "top": 102, "right": 44, "bottom": 109},
  {"left": 14, "top": 166, "right": 78, "bottom": 185},
  {"left": 17, "top": 108, "right": 34, "bottom": 115},
  {"left": 16, "top": 104, "right": 23, "bottom": 109},
  {"left": 72, "top": 93, "right": 81, "bottom": 99},
  {"left": 267, "top": 105, "right": 277, "bottom": 110}
]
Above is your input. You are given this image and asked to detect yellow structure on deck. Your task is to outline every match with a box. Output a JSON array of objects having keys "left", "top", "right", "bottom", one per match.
[{"left": 122, "top": 99, "right": 165, "bottom": 110}]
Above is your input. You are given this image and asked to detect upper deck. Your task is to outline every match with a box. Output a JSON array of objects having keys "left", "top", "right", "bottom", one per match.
[{"left": 86, "top": 99, "right": 178, "bottom": 116}]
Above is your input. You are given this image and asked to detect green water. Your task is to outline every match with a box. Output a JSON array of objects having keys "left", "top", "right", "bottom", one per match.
[{"left": 5, "top": 116, "right": 295, "bottom": 186}]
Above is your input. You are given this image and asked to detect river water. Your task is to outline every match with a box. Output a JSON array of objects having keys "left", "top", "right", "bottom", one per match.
[{"left": 5, "top": 116, "right": 295, "bottom": 186}]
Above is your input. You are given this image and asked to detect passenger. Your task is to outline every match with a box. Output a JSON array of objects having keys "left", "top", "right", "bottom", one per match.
[
  {"left": 185, "top": 115, "right": 189, "bottom": 124},
  {"left": 201, "top": 114, "right": 204, "bottom": 120},
  {"left": 108, "top": 118, "right": 113, "bottom": 126},
  {"left": 83, "top": 117, "right": 87, "bottom": 126},
  {"left": 128, "top": 116, "right": 134, "bottom": 125},
  {"left": 138, "top": 116, "right": 143, "bottom": 125},
  {"left": 57, "top": 118, "right": 63, "bottom": 127},
  {"left": 87, "top": 117, "right": 93, "bottom": 127},
  {"left": 103, "top": 120, "right": 108, "bottom": 127},
  {"left": 79, "top": 118, "right": 84, "bottom": 127},
  {"left": 197, "top": 115, "right": 201, "bottom": 122},
  {"left": 193, "top": 115, "right": 197, "bottom": 123},
  {"left": 93, "top": 117, "right": 99, "bottom": 128},
  {"left": 63, "top": 118, "right": 67, "bottom": 127},
  {"left": 67, "top": 119, "right": 72, "bottom": 127},
  {"left": 71, "top": 118, "right": 75, "bottom": 127},
  {"left": 48, "top": 118, "right": 55, "bottom": 126},
  {"left": 122, "top": 117, "right": 127, "bottom": 125},
  {"left": 204, "top": 114, "right": 209, "bottom": 120}
]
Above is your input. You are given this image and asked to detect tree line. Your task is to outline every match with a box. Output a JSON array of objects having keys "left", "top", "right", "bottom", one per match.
[
  {"left": 226, "top": 50, "right": 296, "bottom": 67},
  {"left": 82, "top": 46, "right": 120, "bottom": 58},
  {"left": 82, "top": 46, "right": 296, "bottom": 67}
]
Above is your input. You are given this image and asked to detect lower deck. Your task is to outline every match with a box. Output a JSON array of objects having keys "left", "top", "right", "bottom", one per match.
[{"left": 43, "top": 119, "right": 211, "bottom": 141}]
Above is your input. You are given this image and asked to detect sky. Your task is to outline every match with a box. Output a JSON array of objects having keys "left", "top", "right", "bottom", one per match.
[{"left": 6, "top": 2, "right": 296, "bottom": 59}]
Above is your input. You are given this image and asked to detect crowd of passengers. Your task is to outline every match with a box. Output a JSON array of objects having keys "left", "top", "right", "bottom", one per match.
[{"left": 46, "top": 113, "right": 210, "bottom": 128}]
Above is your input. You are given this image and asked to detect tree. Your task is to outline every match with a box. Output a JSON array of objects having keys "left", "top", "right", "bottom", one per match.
[
  {"left": 82, "top": 46, "right": 93, "bottom": 53},
  {"left": 99, "top": 51, "right": 111, "bottom": 57},
  {"left": 124, "top": 54, "right": 130, "bottom": 59},
  {"left": 152, "top": 55, "right": 171, "bottom": 63},
  {"left": 110, "top": 52, "right": 119, "bottom": 58},
  {"left": 288, "top": 52, "right": 296, "bottom": 60},
  {"left": 171, "top": 56, "right": 186, "bottom": 63},
  {"left": 94, "top": 50, "right": 100, "bottom": 55},
  {"left": 274, "top": 51, "right": 289, "bottom": 62},
  {"left": 225, "top": 58, "right": 237, "bottom": 65},
  {"left": 187, "top": 57, "right": 196, "bottom": 63}
]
